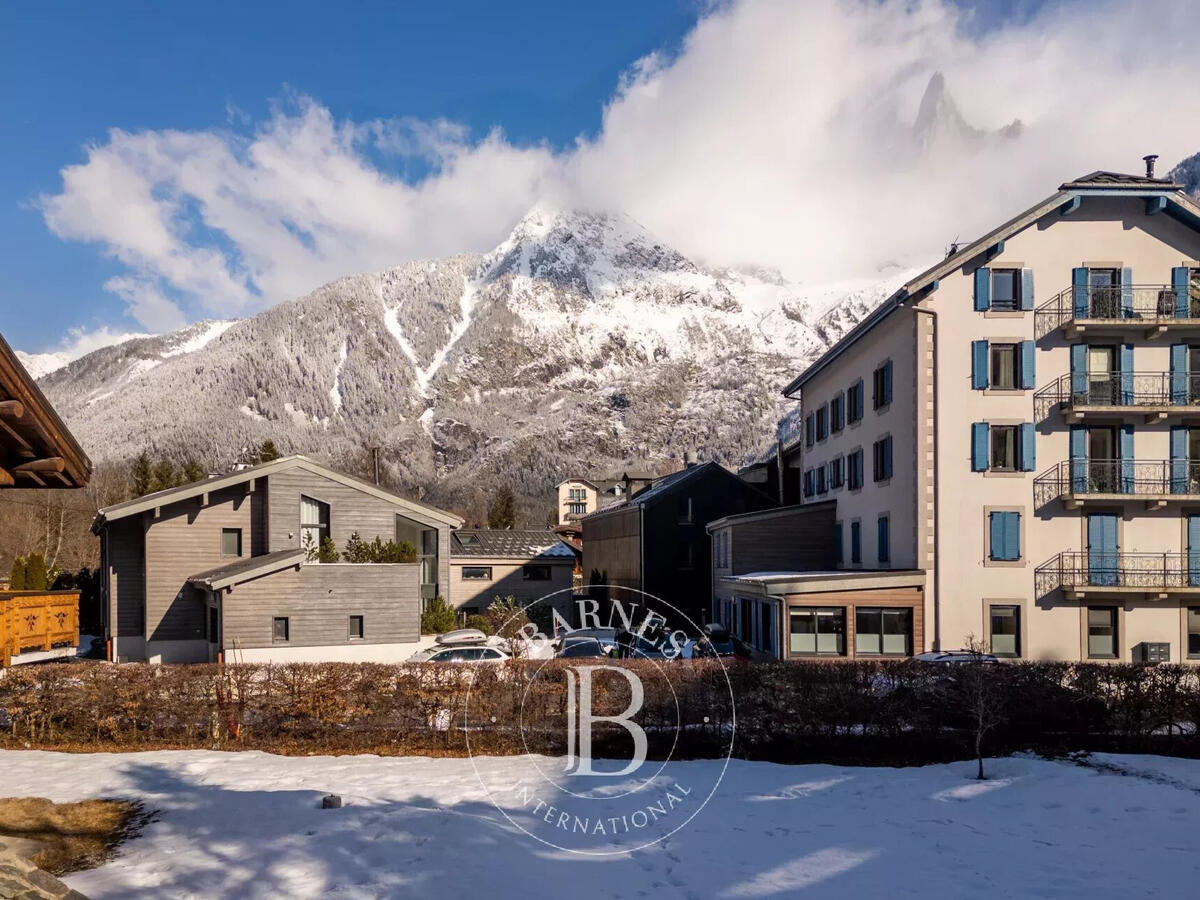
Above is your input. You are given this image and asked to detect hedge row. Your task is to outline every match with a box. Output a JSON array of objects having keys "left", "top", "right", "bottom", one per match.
[{"left": 2, "top": 659, "right": 1200, "bottom": 764}]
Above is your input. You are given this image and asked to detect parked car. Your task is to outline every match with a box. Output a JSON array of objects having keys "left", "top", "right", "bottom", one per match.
[
  {"left": 554, "top": 626, "right": 617, "bottom": 654},
  {"left": 557, "top": 637, "right": 614, "bottom": 659},
  {"left": 914, "top": 650, "right": 1000, "bottom": 664},
  {"left": 693, "top": 623, "right": 737, "bottom": 658},
  {"left": 415, "top": 645, "right": 510, "bottom": 663}
]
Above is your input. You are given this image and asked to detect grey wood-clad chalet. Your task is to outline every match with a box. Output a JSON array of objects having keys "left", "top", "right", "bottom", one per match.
[{"left": 92, "top": 455, "right": 462, "bottom": 663}]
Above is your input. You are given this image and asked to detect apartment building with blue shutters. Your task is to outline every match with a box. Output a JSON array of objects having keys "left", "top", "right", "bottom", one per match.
[{"left": 781, "top": 160, "right": 1200, "bottom": 662}]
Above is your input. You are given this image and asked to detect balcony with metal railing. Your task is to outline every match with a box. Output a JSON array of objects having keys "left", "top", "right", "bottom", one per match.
[
  {"left": 1034, "top": 284, "right": 1200, "bottom": 340},
  {"left": 1035, "top": 551, "right": 1200, "bottom": 599},
  {"left": 1034, "top": 459, "right": 1200, "bottom": 509},
  {"left": 1033, "top": 372, "right": 1200, "bottom": 421}
]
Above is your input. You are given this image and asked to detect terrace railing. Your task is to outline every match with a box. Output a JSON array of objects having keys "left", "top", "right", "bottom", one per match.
[
  {"left": 1033, "top": 372, "right": 1200, "bottom": 420},
  {"left": 0, "top": 591, "right": 79, "bottom": 666},
  {"left": 1034, "top": 459, "right": 1200, "bottom": 506},
  {"left": 1035, "top": 551, "right": 1199, "bottom": 595},
  {"left": 1034, "top": 284, "right": 1197, "bottom": 339}
]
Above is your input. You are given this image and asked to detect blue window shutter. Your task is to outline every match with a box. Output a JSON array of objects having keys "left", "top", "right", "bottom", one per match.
[
  {"left": 1020, "top": 268, "right": 1034, "bottom": 311},
  {"left": 971, "top": 422, "right": 989, "bottom": 471},
  {"left": 1120, "top": 267, "right": 1133, "bottom": 318},
  {"left": 974, "top": 268, "right": 991, "bottom": 312},
  {"left": 1019, "top": 340, "right": 1035, "bottom": 389},
  {"left": 1189, "top": 516, "right": 1200, "bottom": 586},
  {"left": 834, "top": 523, "right": 842, "bottom": 564},
  {"left": 1120, "top": 424, "right": 1134, "bottom": 493},
  {"left": 1005, "top": 512, "right": 1020, "bottom": 561},
  {"left": 857, "top": 450, "right": 864, "bottom": 485},
  {"left": 1072, "top": 267, "right": 1089, "bottom": 318},
  {"left": 884, "top": 437, "right": 893, "bottom": 478},
  {"left": 971, "top": 340, "right": 989, "bottom": 390},
  {"left": 988, "top": 512, "right": 1003, "bottom": 560},
  {"left": 1120, "top": 344, "right": 1134, "bottom": 404},
  {"left": 1070, "top": 425, "right": 1087, "bottom": 492},
  {"left": 1173, "top": 266, "right": 1190, "bottom": 318},
  {"left": 1172, "top": 426, "right": 1188, "bottom": 494},
  {"left": 883, "top": 361, "right": 893, "bottom": 404},
  {"left": 1019, "top": 422, "right": 1035, "bottom": 471},
  {"left": 877, "top": 517, "right": 889, "bottom": 563},
  {"left": 1070, "top": 343, "right": 1087, "bottom": 400},
  {"left": 1171, "top": 343, "right": 1187, "bottom": 404}
]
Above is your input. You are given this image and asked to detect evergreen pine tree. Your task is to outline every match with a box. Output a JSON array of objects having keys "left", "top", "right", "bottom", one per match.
[
  {"left": 259, "top": 439, "right": 281, "bottom": 463},
  {"left": 24, "top": 553, "right": 47, "bottom": 591},
  {"left": 132, "top": 452, "right": 153, "bottom": 497},
  {"left": 8, "top": 556, "right": 26, "bottom": 591},
  {"left": 487, "top": 486, "right": 516, "bottom": 529},
  {"left": 150, "top": 458, "right": 178, "bottom": 493},
  {"left": 182, "top": 458, "right": 205, "bottom": 483}
]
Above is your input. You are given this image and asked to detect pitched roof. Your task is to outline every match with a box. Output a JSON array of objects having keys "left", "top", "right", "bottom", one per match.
[
  {"left": 187, "top": 549, "right": 305, "bottom": 591},
  {"left": 451, "top": 529, "right": 577, "bottom": 559},
  {"left": 783, "top": 171, "right": 1200, "bottom": 395},
  {"left": 583, "top": 461, "right": 770, "bottom": 520},
  {"left": 0, "top": 332, "right": 92, "bottom": 489},
  {"left": 93, "top": 455, "right": 463, "bottom": 532},
  {"left": 1061, "top": 171, "right": 1183, "bottom": 190}
]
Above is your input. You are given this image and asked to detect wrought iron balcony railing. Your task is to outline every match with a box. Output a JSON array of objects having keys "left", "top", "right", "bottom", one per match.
[
  {"left": 1034, "top": 459, "right": 1200, "bottom": 506},
  {"left": 1036, "top": 551, "right": 1200, "bottom": 596},
  {"left": 1034, "top": 372, "right": 1200, "bottom": 420},
  {"left": 1035, "top": 284, "right": 1199, "bottom": 339}
]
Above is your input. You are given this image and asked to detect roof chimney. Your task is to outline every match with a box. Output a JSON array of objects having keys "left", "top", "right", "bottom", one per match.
[
  {"left": 684, "top": 450, "right": 699, "bottom": 469},
  {"left": 1144, "top": 154, "right": 1159, "bottom": 179}
]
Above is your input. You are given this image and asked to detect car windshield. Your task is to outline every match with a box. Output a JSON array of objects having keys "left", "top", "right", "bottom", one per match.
[{"left": 560, "top": 640, "right": 608, "bottom": 658}]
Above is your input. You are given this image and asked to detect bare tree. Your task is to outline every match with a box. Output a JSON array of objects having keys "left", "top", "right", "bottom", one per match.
[{"left": 949, "top": 635, "right": 1006, "bottom": 780}]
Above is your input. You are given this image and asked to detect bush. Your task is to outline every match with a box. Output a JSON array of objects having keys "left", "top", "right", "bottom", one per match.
[
  {"left": 464, "top": 614, "right": 492, "bottom": 634},
  {"left": 8, "top": 556, "right": 25, "bottom": 591},
  {"left": 318, "top": 537, "right": 340, "bottom": 564},
  {"left": 342, "top": 532, "right": 416, "bottom": 564},
  {"left": 24, "top": 554, "right": 47, "bottom": 591},
  {"left": 420, "top": 596, "right": 457, "bottom": 634}
]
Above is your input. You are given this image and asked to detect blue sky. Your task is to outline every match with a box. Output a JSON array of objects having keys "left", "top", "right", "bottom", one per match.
[
  {"left": 1, "top": 1, "right": 700, "bottom": 350},
  {"left": 6, "top": 0, "right": 1196, "bottom": 359}
]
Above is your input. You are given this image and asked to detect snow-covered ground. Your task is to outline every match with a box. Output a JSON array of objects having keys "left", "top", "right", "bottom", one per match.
[{"left": 6, "top": 751, "right": 1200, "bottom": 898}]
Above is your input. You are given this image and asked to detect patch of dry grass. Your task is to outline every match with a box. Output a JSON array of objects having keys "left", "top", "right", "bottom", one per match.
[{"left": 0, "top": 797, "right": 154, "bottom": 875}]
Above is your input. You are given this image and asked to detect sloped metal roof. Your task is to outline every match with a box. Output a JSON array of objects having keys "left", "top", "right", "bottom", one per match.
[
  {"left": 451, "top": 530, "right": 576, "bottom": 559},
  {"left": 187, "top": 549, "right": 306, "bottom": 590}
]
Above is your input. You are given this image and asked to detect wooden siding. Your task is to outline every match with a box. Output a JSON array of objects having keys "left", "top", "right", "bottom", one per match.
[
  {"left": 108, "top": 517, "right": 145, "bottom": 637},
  {"left": 582, "top": 506, "right": 642, "bottom": 595},
  {"left": 729, "top": 505, "right": 837, "bottom": 575},
  {"left": 449, "top": 559, "right": 574, "bottom": 611},
  {"left": 781, "top": 586, "right": 924, "bottom": 660},
  {"left": 221, "top": 563, "right": 420, "bottom": 650},
  {"left": 144, "top": 485, "right": 264, "bottom": 642},
  {"left": 265, "top": 468, "right": 451, "bottom": 599}
]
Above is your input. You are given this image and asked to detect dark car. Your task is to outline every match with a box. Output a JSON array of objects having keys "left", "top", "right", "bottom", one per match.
[
  {"left": 557, "top": 637, "right": 613, "bottom": 659},
  {"left": 694, "top": 623, "right": 737, "bottom": 658}
]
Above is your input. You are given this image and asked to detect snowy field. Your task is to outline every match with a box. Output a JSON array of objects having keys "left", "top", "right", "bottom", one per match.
[{"left": 5, "top": 750, "right": 1200, "bottom": 898}]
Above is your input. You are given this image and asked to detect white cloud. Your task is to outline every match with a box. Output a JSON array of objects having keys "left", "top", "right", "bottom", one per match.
[{"left": 38, "top": 0, "right": 1200, "bottom": 332}]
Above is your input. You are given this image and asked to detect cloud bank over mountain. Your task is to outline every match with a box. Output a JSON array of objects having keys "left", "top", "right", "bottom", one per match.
[{"left": 37, "top": 0, "right": 1200, "bottom": 334}]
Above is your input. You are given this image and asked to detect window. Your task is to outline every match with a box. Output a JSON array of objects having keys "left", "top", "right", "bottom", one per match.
[
  {"left": 761, "top": 601, "right": 775, "bottom": 655},
  {"left": 990, "top": 343, "right": 1018, "bottom": 390},
  {"left": 272, "top": 616, "right": 290, "bottom": 643},
  {"left": 831, "top": 393, "right": 845, "bottom": 433},
  {"left": 805, "top": 413, "right": 816, "bottom": 448},
  {"left": 877, "top": 515, "right": 890, "bottom": 565},
  {"left": 567, "top": 502, "right": 586, "bottom": 515},
  {"left": 1087, "top": 607, "right": 1118, "bottom": 659},
  {"left": 816, "top": 405, "right": 829, "bottom": 441},
  {"left": 739, "top": 598, "right": 753, "bottom": 644},
  {"left": 816, "top": 465, "right": 827, "bottom": 494},
  {"left": 991, "top": 268, "right": 1021, "bottom": 311},
  {"left": 988, "top": 511, "right": 1021, "bottom": 561},
  {"left": 855, "top": 607, "right": 912, "bottom": 656},
  {"left": 348, "top": 615, "right": 365, "bottom": 641},
  {"left": 873, "top": 436, "right": 893, "bottom": 481},
  {"left": 989, "top": 606, "right": 1020, "bottom": 657},
  {"left": 803, "top": 468, "right": 815, "bottom": 498},
  {"left": 848, "top": 380, "right": 864, "bottom": 423},
  {"left": 789, "top": 607, "right": 846, "bottom": 656},
  {"left": 399, "top": 516, "right": 441, "bottom": 599},
  {"left": 833, "top": 521, "right": 843, "bottom": 565},
  {"left": 208, "top": 606, "right": 219, "bottom": 644},
  {"left": 523, "top": 565, "right": 552, "bottom": 581},
  {"left": 1188, "top": 608, "right": 1200, "bottom": 659},
  {"left": 850, "top": 521, "right": 862, "bottom": 564},
  {"left": 872, "top": 361, "right": 893, "bottom": 409},
  {"left": 678, "top": 495, "right": 693, "bottom": 524},
  {"left": 990, "top": 425, "right": 1018, "bottom": 471},
  {"left": 675, "top": 542, "right": 694, "bottom": 571},
  {"left": 829, "top": 456, "right": 844, "bottom": 489},
  {"left": 462, "top": 566, "right": 493, "bottom": 581},
  {"left": 221, "top": 528, "right": 242, "bottom": 558},
  {"left": 847, "top": 449, "right": 863, "bottom": 490},
  {"left": 300, "top": 496, "right": 330, "bottom": 553}
]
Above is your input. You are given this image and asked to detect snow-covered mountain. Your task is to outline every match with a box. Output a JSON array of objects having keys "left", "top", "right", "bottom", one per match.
[{"left": 34, "top": 208, "right": 909, "bottom": 515}]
